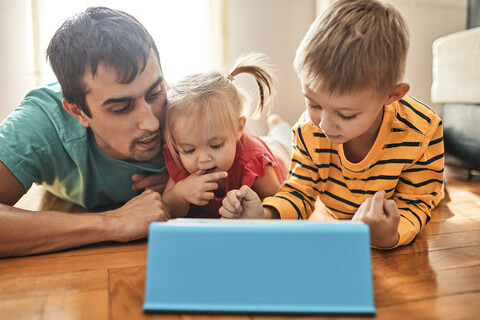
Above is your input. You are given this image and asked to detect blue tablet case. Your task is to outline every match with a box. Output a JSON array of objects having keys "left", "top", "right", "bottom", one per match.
[{"left": 143, "top": 220, "right": 375, "bottom": 315}]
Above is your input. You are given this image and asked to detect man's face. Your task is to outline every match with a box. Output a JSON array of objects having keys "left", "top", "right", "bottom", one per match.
[{"left": 82, "top": 51, "right": 166, "bottom": 163}]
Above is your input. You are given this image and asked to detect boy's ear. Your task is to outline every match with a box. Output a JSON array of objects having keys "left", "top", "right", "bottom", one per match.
[
  {"left": 62, "top": 98, "right": 91, "bottom": 128},
  {"left": 236, "top": 116, "right": 247, "bottom": 140},
  {"left": 384, "top": 83, "right": 410, "bottom": 106}
]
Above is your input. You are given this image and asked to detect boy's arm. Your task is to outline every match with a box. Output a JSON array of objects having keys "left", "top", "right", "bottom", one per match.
[
  {"left": 262, "top": 124, "right": 321, "bottom": 220},
  {"left": 0, "top": 161, "right": 170, "bottom": 258},
  {"left": 391, "top": 123, "right": 445, "bottom": 248}
]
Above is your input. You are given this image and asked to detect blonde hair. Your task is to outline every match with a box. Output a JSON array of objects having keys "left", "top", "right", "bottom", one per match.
[
  {"left": 163, "top": 52, "right": 275, "bottom": 167},
  {"left": 293, "top": 0, "right": 409, "bottom": 95}
]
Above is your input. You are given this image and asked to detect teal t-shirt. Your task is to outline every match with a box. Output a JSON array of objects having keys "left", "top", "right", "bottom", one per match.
[{"left": 0, "top": 82, "right": 166, "bottom": 209}]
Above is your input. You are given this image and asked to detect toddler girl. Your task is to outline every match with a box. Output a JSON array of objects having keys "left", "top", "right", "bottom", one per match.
[{"left": 162, "top": 53, "right": 290, "bottom": 218}]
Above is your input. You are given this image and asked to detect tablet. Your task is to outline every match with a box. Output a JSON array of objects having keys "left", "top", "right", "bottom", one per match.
[{"left": 143, "top": 219, "right": 375, "bottom": 315}]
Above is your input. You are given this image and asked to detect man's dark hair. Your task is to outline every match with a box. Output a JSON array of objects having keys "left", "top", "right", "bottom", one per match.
[{"left": 46, "top": 7, "right": 161, "bottom": 117}]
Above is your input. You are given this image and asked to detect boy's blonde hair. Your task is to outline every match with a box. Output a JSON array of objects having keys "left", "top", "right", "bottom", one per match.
[
  {"left": 294, "top": 0, "right": 409, "bottom": 95},
  {"left": 163, "top": 52, "right": 275, "bottom": 167}
]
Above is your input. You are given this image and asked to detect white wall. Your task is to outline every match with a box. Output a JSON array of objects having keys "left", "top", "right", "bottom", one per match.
[
  {"left": 227, "top": 0, "right": 316, "bottom": 133},
  {"left": 385, "top": 0, "right": 468, "bottom": 114},
  {"left": 0, "top": 0, "right": 214, "bottom": 123},
  {"left": 1, "top": 0, "right": 468, "bottom": 124},
  {"left": 226, "top": 0, "right": 468, "bottom": 132},
  {"left": 0, "top": 0, "right": 34, "bottom": 122},
  {"left": 315, "top": 0, "right": 468, "bottom": 115}
]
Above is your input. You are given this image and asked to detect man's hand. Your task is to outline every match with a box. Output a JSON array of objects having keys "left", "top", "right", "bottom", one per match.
[
  {"left": 106, "top": 189, "right": 170, "bottom": 243},
  {"left": 175, "top": 170, "right": 228, "bottom": 206},
  {"left": 131, "top": 172, "right": 169, "bottom": 194},
  {"left": 352, "top": 190, "right": 400, "bottom": 248},
  {"left": 219, "top": 185, "right": 265, "bottom": 219}
]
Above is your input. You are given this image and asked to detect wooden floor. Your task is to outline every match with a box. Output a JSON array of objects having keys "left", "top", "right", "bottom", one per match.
[{"left": 1, "top": 166, "right": 480, "bottom": 319}]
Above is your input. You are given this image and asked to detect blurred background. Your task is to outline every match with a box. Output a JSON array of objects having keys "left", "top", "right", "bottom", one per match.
[{"left": 0, "top": 0, "right": 471, "bottom": 133}]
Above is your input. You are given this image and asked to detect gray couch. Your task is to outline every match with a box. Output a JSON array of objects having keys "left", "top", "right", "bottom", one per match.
[{"left": 431, "top": 26, "right": 480, "bottom": 179}]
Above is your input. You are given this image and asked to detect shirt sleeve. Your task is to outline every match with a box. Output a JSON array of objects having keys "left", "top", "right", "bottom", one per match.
[
  {"left": 0, "top": 103, "right": 61, "bottom": 191},
  {"left": 162, "top": 144, "right": 188, "bottom": 183},
  {"left": 263, "top": 123, "right": 320, "bottom": 219},
  {"left": 392, "top": 121, "right": 445, "bottom": 248},
  {"left": 241, "top": 152, "right": 278, "bottom": 187}
]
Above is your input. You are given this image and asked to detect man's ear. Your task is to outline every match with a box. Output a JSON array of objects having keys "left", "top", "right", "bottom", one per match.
[
  {"left": 62, "top": 98, "right": 90, "bottom": 128},
  {"left": 384, "top": 83, "right": 410, "bottom": 106},
  {"left": 236, "top": 116, "right": 247, "bottom": 140}
]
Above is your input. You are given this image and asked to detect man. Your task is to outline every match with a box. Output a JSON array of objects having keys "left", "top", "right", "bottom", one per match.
[{"left": 0, "top": 7, "right": 170, "bottom": 258}]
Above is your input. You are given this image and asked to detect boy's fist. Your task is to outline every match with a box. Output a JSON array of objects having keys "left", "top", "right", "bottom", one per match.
[
  {"left": 352, "top": 190, "right": 400, "bottom": 248},
  {"left": 219, "top": 185, "right": 263, "bottom": 219}
]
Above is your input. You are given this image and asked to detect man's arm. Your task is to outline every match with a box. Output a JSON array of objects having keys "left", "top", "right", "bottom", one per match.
[{"left": 0, "top": 162, "right": 169, "bottom": 258}]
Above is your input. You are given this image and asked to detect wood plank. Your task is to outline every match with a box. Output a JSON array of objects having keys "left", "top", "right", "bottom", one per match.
[
  {"left": 41, "top": 289, "right": 109, "bottom": 320},
  {"left": 109, "top": 266, "right": 181, "bottom": 320},
  {"left": 373, "top": 245, "right": 480, "bottom": 278},
  {"left": 0, "top": 250, "right": 147, "bottom": 279},
  {"left": 441, "top": 203, "right": 480, "bottom": 221},
  {"left": 109, "top": 266, "right": 252, "bottom": 320},
  {"left": 423, "top": 217, "right": 480, "bottom": 235},
  {"left": 250, "top": 312, "right": 369, "bottom": 320},
  {"left": 0, "top": 296, "right": 45, "bottom": 320},
  {"left": 182, "top": 315, "right": 253, "bottom": 320},
  {"left": 425, "top": 229, "right": 480, "bottom": 251},
  {"left": 373, "top": 291, "right": 480, "bottom": 320},
  {"left": 250, "top": 292, "right": 480, "bottom": 320},
  {"left": 1, "top": 239, "right": 148, "bottom": 261},
  {"left": 48, "top": 239, "right": 148, "bottom": 258},
  {"left": 0, "top": 269, "right": 107, "bottom": 300},
  {"left": 374, "top": 264, "right": 480, "bottom": 308},
  {"left": 371, "top": 228, "right": 480, "bottom": 258}
]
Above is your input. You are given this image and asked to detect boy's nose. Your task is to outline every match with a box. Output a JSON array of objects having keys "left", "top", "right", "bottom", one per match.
[{"left": 319, "top": 113, "right": 335, "bottom": 133}]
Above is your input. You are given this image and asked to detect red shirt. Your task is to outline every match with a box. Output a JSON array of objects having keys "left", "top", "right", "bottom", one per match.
[{"left": 163, "top": 135, "right": 287, "bottom": 218}]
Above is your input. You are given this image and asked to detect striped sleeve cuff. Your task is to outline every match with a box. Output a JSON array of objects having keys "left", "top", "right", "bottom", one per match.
[{"left": 263, "top": 195, "right": 305, "bottom": 220}]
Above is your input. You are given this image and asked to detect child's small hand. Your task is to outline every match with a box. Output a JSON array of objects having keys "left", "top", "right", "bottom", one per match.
[
  {"left": 352, "top": 190, "right": 400, "bottom": 248},
  {"left": 219, "top": 185, "right": 264, "bottom": 219},
  {"left": 177, "top": 170, "right": 228, "bottom": 206}
]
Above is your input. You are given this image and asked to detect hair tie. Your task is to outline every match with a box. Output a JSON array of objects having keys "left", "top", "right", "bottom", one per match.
[{"left": 226, "top": 74, "right": 234, "bottom": 82}]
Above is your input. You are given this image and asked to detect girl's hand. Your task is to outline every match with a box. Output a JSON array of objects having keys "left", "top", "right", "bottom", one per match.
[
  {"left": 352, "top": 190, "right": 400, "bottom": 248},
  {"left": 219, "top": 185, "right": 264, "bottom": 219},
  {"left": 176, "top": 169, "right": 228, "bottom": 206}
]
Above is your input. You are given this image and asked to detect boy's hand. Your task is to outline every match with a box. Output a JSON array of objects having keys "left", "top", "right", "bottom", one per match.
[
  {"left": 176, "top": 170, "right": 228, "bottom": 206},
  {"left": 219, "top": 185, "right": 264, "bottom": 219},
  {"left": 131, "top": 172, "right": 169, "bottom": 194},
  {"left": 352, "top": 190, "right": 400, "bottom": 248}
]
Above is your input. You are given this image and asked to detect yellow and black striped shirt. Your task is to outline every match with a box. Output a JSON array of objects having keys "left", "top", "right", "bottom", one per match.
[{"left": 263, "top": 95, "right": 444, "bottom": 248}]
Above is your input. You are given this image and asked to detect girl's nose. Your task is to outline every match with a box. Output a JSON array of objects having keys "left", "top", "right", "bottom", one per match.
[{"left": 197, "top": 149, "right": 212, "bottom": 162}]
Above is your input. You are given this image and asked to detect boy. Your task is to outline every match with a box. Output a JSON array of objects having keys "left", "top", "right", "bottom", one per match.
[{"left": 219, "top": 0, "right": 444, "bottom": 249}]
